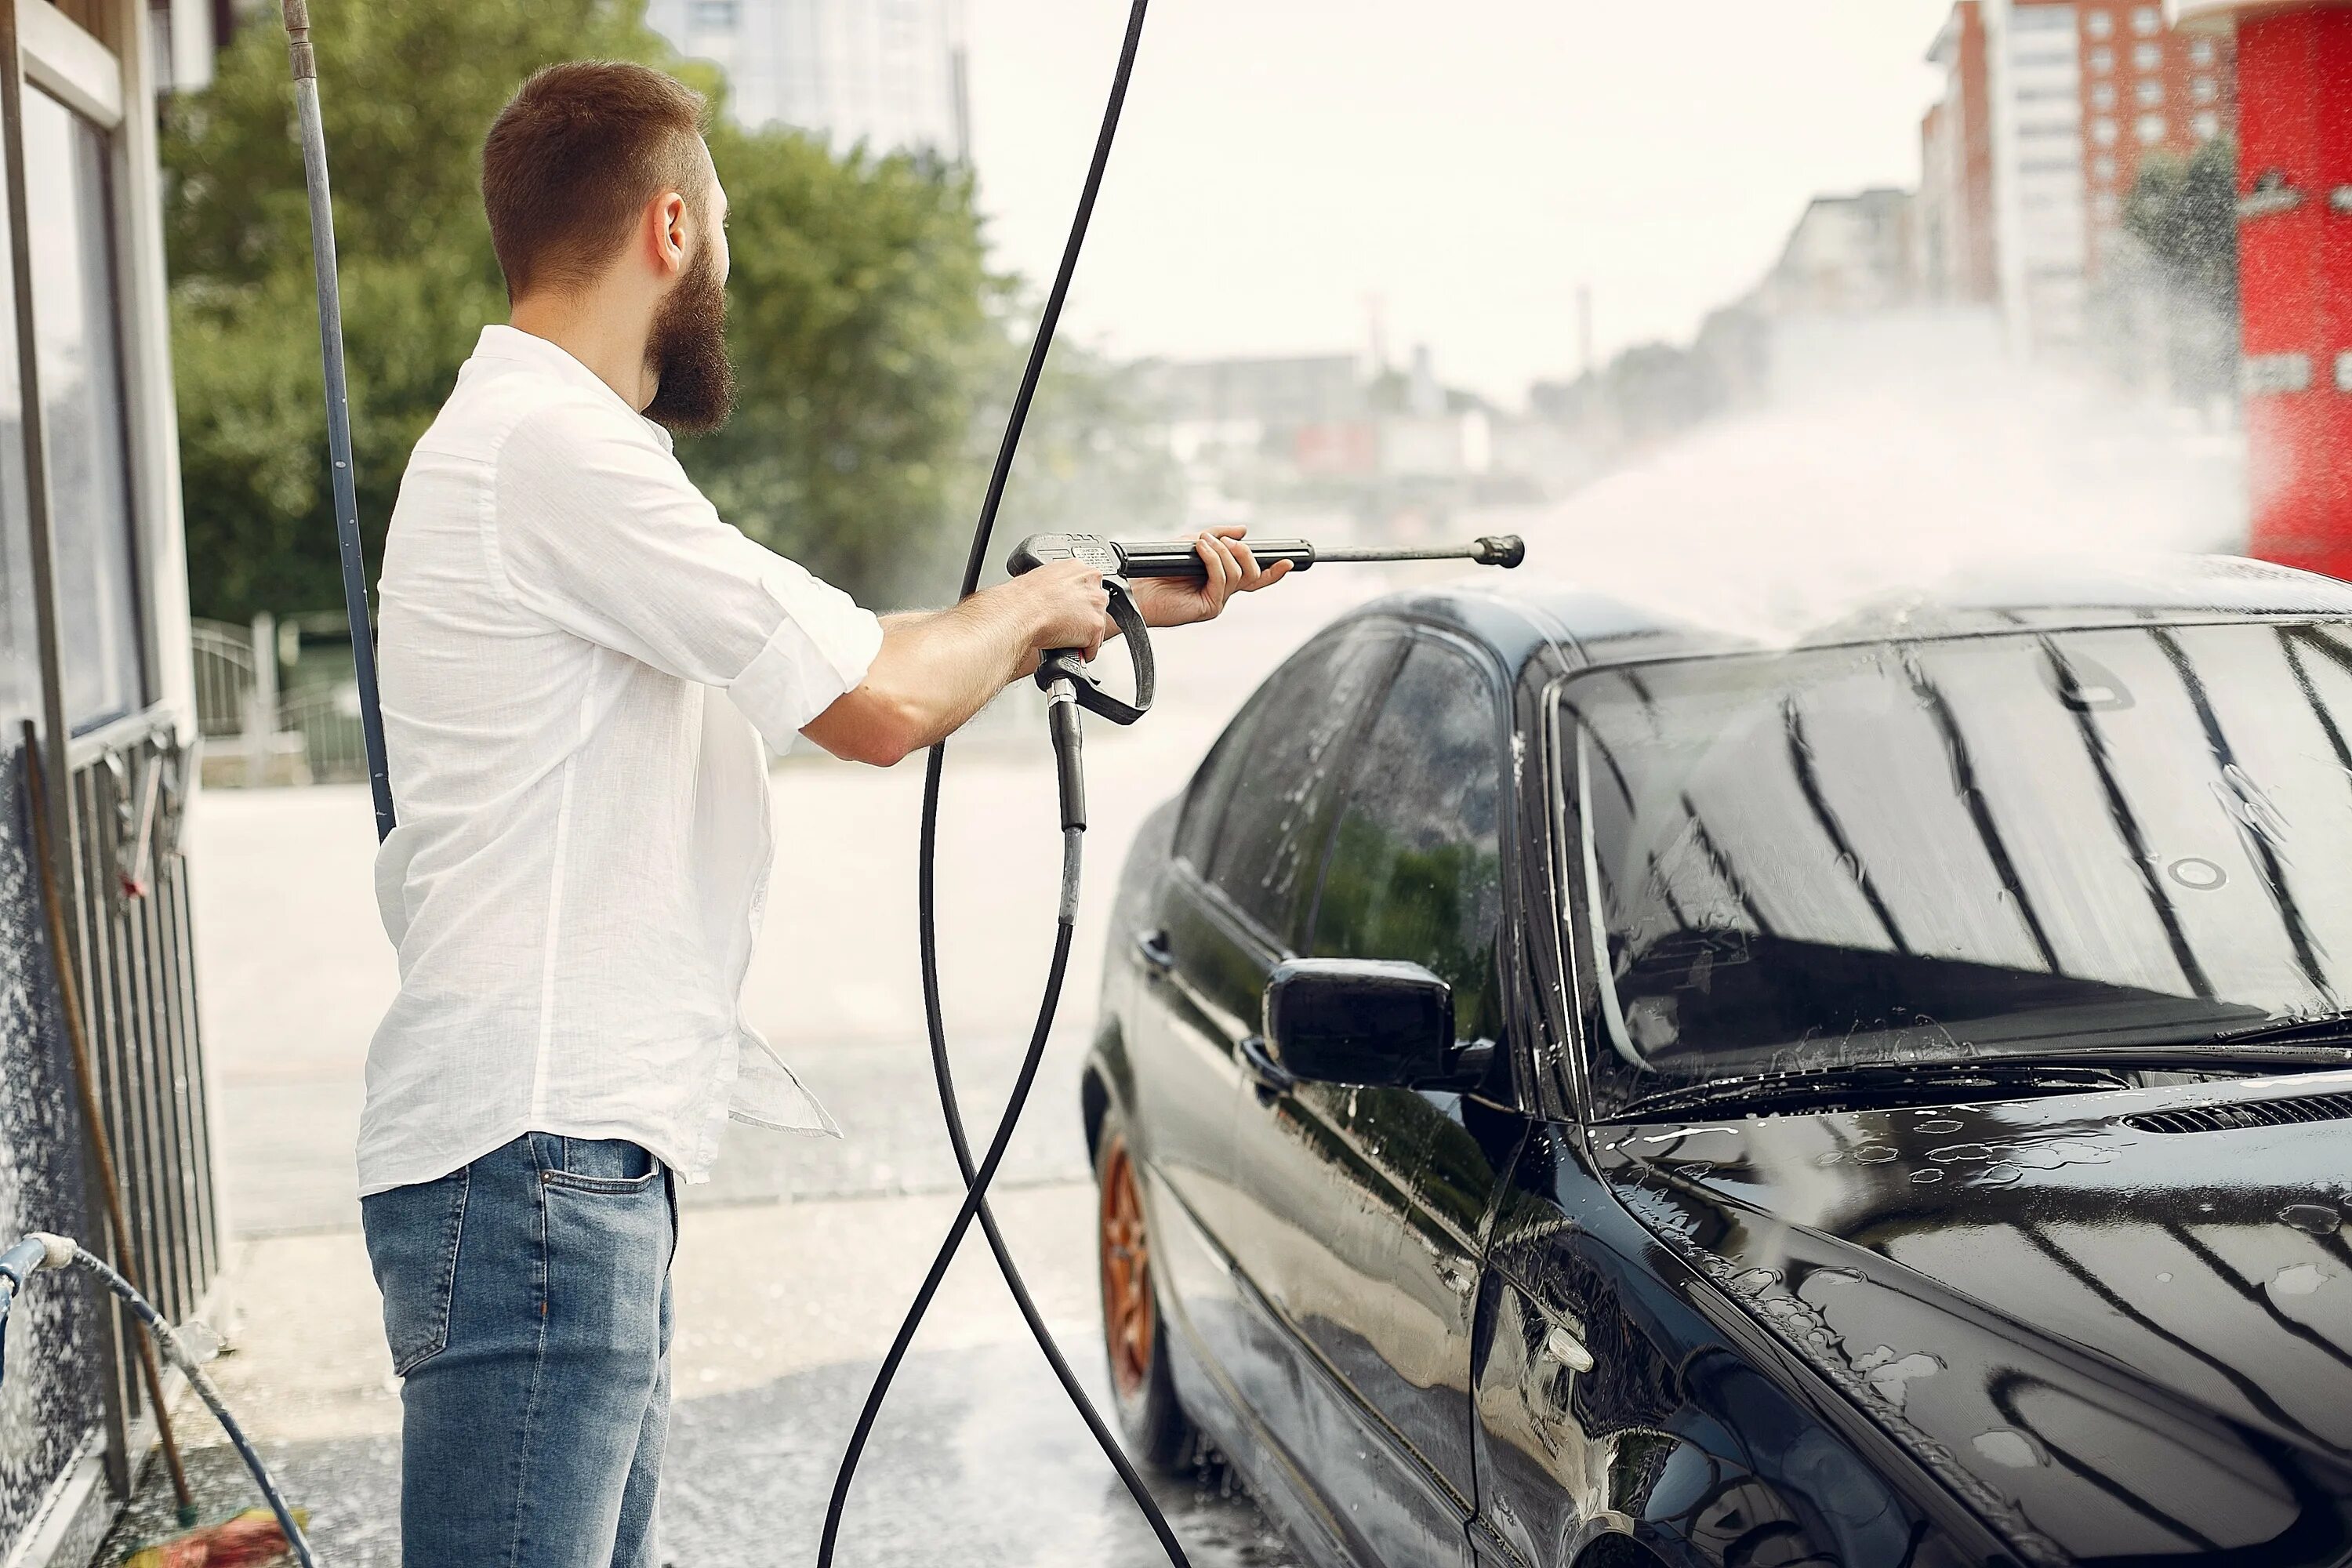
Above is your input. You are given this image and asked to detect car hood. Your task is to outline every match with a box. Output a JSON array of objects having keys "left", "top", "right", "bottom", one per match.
[{"left": 1594, "top": 1073, "right": 2352, "bottom": 1566}]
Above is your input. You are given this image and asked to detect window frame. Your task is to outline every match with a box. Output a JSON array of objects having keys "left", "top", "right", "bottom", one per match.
[{"left": 13, "top": 0, "right": 192, "bottom": 765}]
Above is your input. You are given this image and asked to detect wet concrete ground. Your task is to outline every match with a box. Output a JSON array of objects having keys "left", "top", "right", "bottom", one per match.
[{"left": 100, "top": 1189, "right": 1298, "bottom": 1567}]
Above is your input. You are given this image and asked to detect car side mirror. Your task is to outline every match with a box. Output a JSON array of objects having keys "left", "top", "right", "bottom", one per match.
[{"left": 1261, "top": 959, "right": 1454, "bottom": 1089}]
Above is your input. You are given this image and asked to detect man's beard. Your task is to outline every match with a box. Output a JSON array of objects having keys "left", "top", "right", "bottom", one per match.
[{"left": 643, "top": 243, "right": 735, "bottom": 436}]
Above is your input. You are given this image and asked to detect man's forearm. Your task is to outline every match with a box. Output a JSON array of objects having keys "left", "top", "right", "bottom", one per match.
[
  {"left": 800, "top": 583, "right": 1047, "bottom": 766},
  {"left": 875, "top": 594, "right": 1042, "bottom": 746}
]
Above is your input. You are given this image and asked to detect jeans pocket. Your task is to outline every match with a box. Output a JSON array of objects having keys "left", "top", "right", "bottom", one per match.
[
  {"left": 540, "top": 1136, "right": 662, "bottom": 1195},
  {"left": 361, "top": 1166, "right": 470, "bottom": 1376}
]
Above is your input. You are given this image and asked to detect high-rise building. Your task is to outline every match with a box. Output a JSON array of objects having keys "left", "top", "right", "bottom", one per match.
[
  {"left": 1920, "top": 0, "right": 2236, "bottom": 350},
  {"left": 1920, "top": 2, "right": 2000, "bottom": 304},
  {"left": 645, "top": 0, "right": 971, "bottom": 160}
]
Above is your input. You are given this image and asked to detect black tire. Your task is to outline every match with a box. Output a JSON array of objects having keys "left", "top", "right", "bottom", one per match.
[{"left": 1094, "top": 1102, "right": 1194, "bottom": 1469}]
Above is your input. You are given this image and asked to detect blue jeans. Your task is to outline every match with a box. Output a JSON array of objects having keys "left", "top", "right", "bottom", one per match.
[{"left": 361, "top": 1133, "right": 676, "bottom": 1567}]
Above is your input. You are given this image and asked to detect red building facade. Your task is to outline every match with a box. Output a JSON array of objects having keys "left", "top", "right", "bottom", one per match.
[{"left": 2180, "top": 0, "right": 2352, "bottom": 575}]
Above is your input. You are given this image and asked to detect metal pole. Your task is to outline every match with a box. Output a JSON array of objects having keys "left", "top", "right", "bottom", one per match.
[
  {"left": 244, "top": 611, "right": 275, "bottom": 787},
  {"left": 280, "top": 0, "right": 393, "bottom": 840}
]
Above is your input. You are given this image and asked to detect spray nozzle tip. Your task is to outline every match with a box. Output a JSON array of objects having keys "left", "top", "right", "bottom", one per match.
[{"left": 1475, "top": 535, "right": 1527, "bottom": 569}]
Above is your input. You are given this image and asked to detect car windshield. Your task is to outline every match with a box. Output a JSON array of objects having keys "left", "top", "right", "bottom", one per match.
[{"left": 1565, "top": 619, "right": 2352, "bottom": 1112}]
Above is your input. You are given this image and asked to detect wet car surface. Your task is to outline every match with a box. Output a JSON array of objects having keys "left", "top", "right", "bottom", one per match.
[{"left": 1081, "top": 556, "right": 2352, "bottom": 1567}]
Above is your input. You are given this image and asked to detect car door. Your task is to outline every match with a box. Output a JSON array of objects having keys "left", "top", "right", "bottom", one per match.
[
  {"left": 1225, "top": 631, "right": 1526, "bottom": 1568},
  {"left": 1127, "top": 622, "right": 1407, "bottom": 1411}
]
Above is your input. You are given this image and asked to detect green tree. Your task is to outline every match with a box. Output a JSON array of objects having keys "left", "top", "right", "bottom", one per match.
[
  {"left": 682, "top": 132, "right": 991, "bottom": 605},
  {"left": 2125, "top": 136, "right": 2239, "bottom": 316},
  {"left": 164, "top": 0, "right": 996, "bottom": 622}
]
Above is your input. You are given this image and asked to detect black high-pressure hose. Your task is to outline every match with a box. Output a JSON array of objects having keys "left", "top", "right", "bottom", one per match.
[{"left": 815, "top": 1, "right": 1190, "bottom": 1563}]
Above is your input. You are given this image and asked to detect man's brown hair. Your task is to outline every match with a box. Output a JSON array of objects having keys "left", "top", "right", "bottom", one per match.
[{"left": 481, "top": 61, "right": 710, "bottom": 301}]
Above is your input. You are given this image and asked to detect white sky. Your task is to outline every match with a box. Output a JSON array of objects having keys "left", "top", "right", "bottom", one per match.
[{"left": 964, "top": 0, "right": 1955, "bottom": 405}]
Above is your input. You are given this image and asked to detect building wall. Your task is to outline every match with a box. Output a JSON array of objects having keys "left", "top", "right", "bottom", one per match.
[
  {"left": 645, "top": 0, "right": 970, "bottom": 158},
  {"left": 2073, "top": 0, "right": 2237, "bottom": 269},
  {"left": 1994, "top": 0, "right": 2092, "bottom": 350},
  {"left": 2, "top": 0, "right": 216, "bottom": 1556},
  {"left": 1921, "top": 1, "right": 2000, "bottom": 303},
  {"left": 1761, "top": 189, "right": 1919, "bottom": 317}
]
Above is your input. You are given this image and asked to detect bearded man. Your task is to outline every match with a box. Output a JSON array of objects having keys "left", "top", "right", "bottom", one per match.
[{"left": 358, "top": 60, "right": 1285, "bottom": 1566}]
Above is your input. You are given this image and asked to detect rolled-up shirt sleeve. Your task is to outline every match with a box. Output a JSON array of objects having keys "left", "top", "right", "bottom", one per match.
[{"left": 489, "top": 395, "right": 884, "bottom": 752}]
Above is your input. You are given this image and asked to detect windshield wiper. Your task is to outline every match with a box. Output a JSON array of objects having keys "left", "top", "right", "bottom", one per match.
[
  {"left": 1610, "top": 1042, "right": 2352, "bottom": 1124},
  {"left": 2201, "top": 1014, "right": 2352, "bottom": 1051},
  {"left": 1609, "top": 1062, "right": 2133, "bottom": 1123},
  {"left": 2009, "top": 1041, "right": 2352, "bottom": 1071}
]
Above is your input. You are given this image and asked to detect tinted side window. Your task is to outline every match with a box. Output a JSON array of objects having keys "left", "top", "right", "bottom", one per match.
[
  {"left": 1175, "top": 696, "right": 1265, "bottom": 870},
  {"left": 1311, "top": 641, "right": 1505, "bottom": 1039},
  {"left": 1202, "top": 630, "right": 1402, "bottom": 939}
]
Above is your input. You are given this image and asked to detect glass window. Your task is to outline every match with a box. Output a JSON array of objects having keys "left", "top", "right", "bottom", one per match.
[
  {"left": 1310, "top": 641, "right": 1504, "bottom": 1040},
  {"left": 2094, "top": 153, "right": 2119, "bottom": 182},
  {"left": 2194, "top": 111, "right": 2222, "bottom": 140},
  {"left": 1570, "top": 625, "right": 2352, "bottom": 1112},
  {"left": 2136, "top": 77, "right": 2165, "bottom": 107},
  {"left": 2091, "top": 81, "right": 2118, "bottom": 110},
  {"left": 2085, "top": 9, "right": 2114, "bottom": 38},
  {"left": 2092, "top": 191, "right": 2122, "bottom": 222},
  {"left": 2133, "top": 5, "right": 2162, "bottom": 33},
  {"left": 685, "top": 0, "right": 739, "bottom": 27},
  {"left": 2138, "top": 111, "right": 2168, "bottom": 144},
  {"left": 2194, "top": 76, "right": 2220, "bottom": 103},
  {"left": 2089, "top": 45, "right": 2115, "bottom": 71},
  {"left": 1200, "top": 629, "right": 1403, "bottom": 939},
  {"left": 1178, "top": 697, "right": 1262, "bottom": 870},
  {"left": 2190, "top": 37, "right": 2216, "bottom": 66},
  {"left": 16, "top": 91, "right": 142, "bottom": 733},
  {"left": 2092, "top": 116, "right": 2121, "bottom": 146},
  {"left": 2135, "top": 40, "right": 2163, "bottom": 69}
]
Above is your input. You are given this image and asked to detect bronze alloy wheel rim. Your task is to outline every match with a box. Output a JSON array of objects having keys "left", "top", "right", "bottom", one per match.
[{"left": 1100, "top": 1134, "right": 1155, "bottom": 1399}]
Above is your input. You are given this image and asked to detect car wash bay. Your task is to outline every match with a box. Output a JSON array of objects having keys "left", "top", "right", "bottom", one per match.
[{"left": 106, "top": 568, "right": 1414, "bottom": 1565}]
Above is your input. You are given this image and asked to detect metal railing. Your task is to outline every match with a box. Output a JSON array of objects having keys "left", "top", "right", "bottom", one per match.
[{"left": 191, "top": 615, "right": 372, "bottom": 785}]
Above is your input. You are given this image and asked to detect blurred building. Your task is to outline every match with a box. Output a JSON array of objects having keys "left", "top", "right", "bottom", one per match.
[
  {"left": 142, "top": 0, "right": 225, "bottom": 94},
  {"left": 645, "top": 0, "right": 971, "bottom": 158},
  {"left": 1757, "top": 189, "right": 1920, "bottom": 317},
  {"left": 1920, "top": 2, "right": 1999, "bottom": 303},
  {"left": 1921, "top": 0, "right": 2238, "bottom": 352}
]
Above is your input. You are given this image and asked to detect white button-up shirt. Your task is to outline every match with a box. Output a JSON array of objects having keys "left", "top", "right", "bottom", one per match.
[{"left": 358, "top": 325, "right": 884, "bottom": 1197}]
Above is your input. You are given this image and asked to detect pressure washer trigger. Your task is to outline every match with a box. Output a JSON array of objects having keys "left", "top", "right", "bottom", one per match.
[{"left": 1035, "top": 576, "right": 1153, "bottom": 726}]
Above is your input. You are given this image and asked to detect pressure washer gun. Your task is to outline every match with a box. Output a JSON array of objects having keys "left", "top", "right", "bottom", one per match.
[{"left": 1005, "top": 531, "right": 1526, "bottom": 852}]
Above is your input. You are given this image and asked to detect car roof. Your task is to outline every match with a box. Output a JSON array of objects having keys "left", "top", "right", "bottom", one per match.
[{"left": 1351, "top": 553, "right": 2352, "bottom": 677}]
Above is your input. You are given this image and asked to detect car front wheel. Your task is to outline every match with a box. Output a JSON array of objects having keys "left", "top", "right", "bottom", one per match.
[{"left": 1095, "top": 1105, "right": 1193, "bottom": 1468}]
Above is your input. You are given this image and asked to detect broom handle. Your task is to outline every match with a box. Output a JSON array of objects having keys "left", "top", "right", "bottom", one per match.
[{"left": 17, "top": 723, "right": 193, "bottom": 1512}]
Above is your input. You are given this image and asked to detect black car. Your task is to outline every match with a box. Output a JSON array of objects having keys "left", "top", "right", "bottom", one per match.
[{"left": 1080, "top": 556, "right": 2352, "bottom": 1568}]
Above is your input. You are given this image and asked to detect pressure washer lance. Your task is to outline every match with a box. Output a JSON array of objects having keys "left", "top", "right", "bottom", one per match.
[{"left": 0, "top": 1234, "right": 320, "bottom": 1568}]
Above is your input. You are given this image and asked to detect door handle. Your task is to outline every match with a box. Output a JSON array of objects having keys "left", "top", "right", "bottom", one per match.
[
  {"left": 1135, "top": 929, "right": 1176, "bottom": 976},
  {"left": 1236, "top": 1033, "right": 1295, "bottom": 1102}
]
